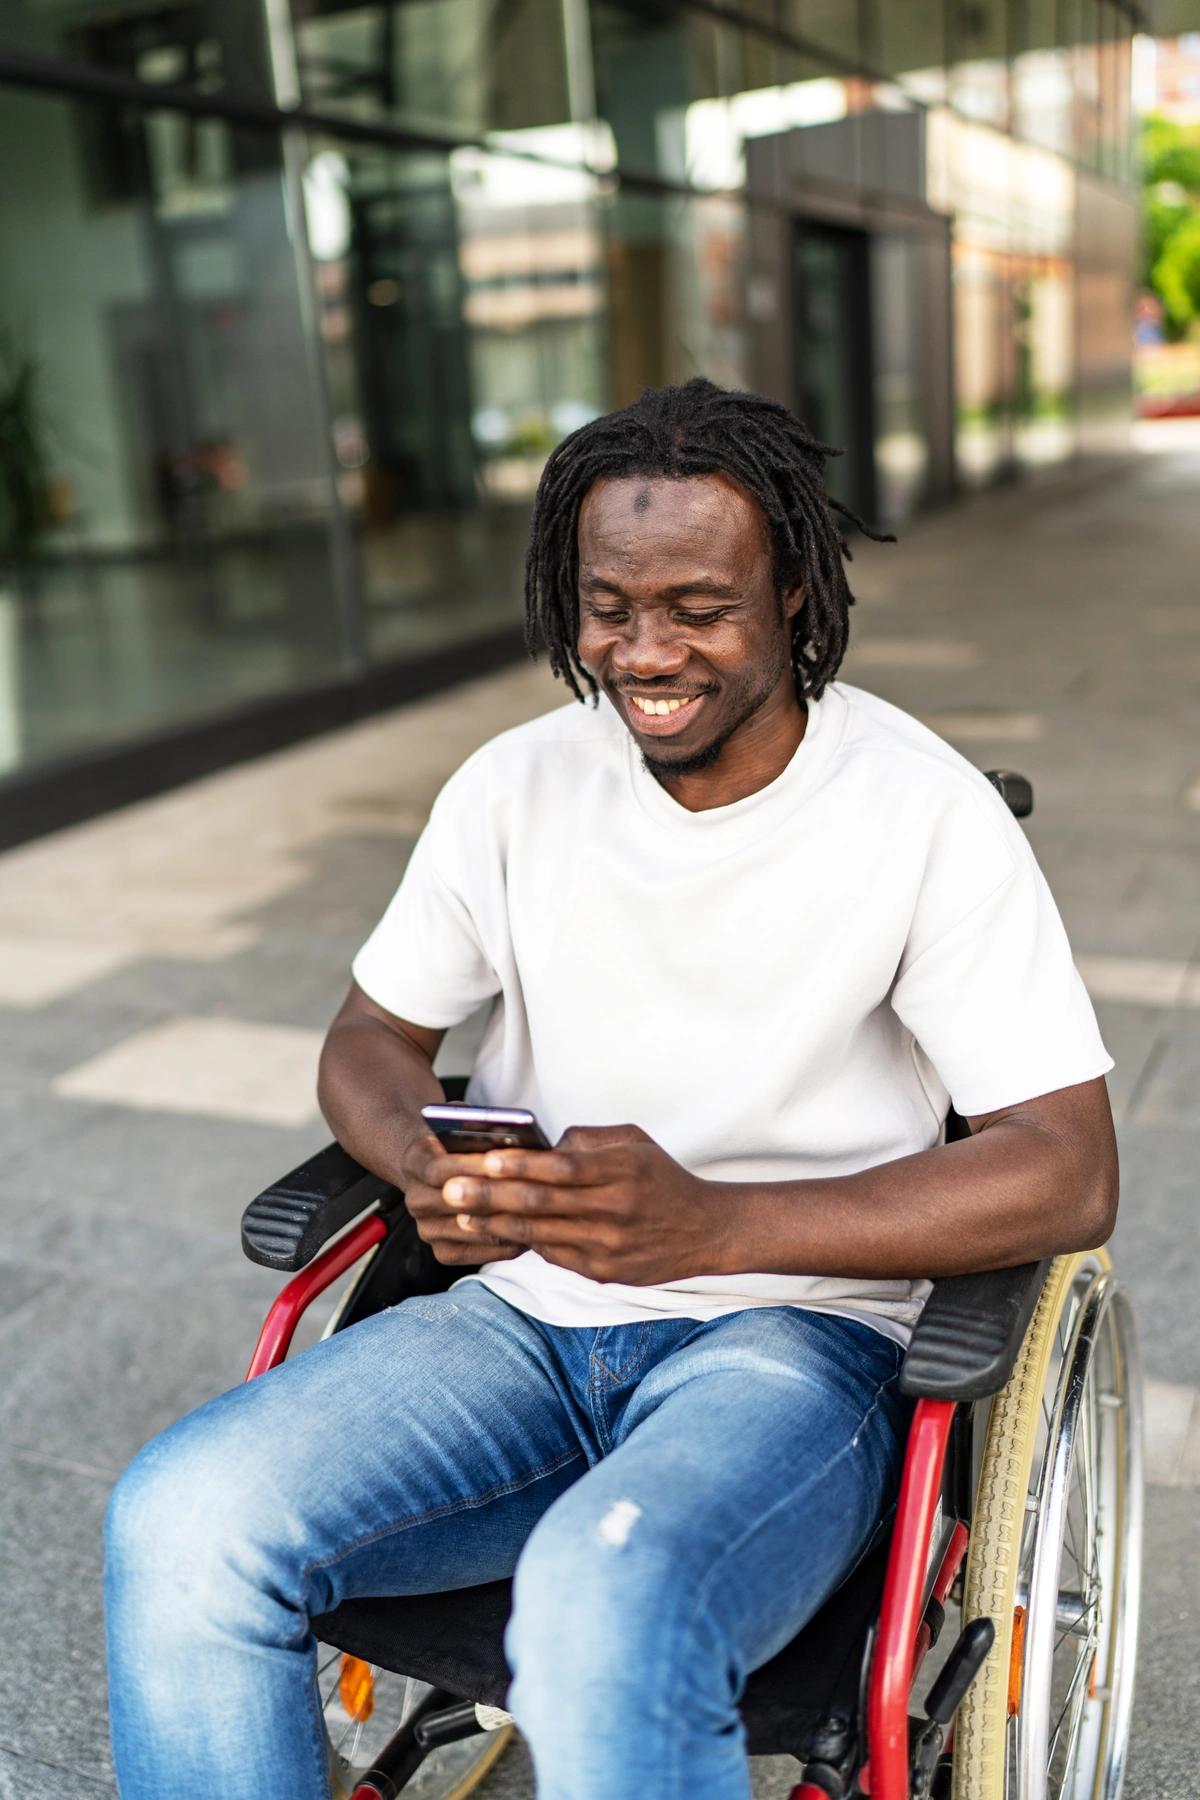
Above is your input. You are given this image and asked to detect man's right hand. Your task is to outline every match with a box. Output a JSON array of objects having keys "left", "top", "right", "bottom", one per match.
[
  {"left": 317, "top": 985, "right": 520, "bottom": 1268},
  {"left": 398, "top": 1130, "right": 522, "bottom": 1266}
]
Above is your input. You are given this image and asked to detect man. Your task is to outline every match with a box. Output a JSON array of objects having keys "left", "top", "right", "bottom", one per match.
[{"left": 105, "top": 380, "right": 1117, "bottom": 1800}]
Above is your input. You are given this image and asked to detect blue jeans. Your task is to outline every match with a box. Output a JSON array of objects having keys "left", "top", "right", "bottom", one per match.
[{"left": 105, "top": 1284, "right": 909, "bottom": 1800}]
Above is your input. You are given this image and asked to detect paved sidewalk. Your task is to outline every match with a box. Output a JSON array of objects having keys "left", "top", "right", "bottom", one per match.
[{"left": 0, "top": 437, "right": 1197, "bottom": 1796}]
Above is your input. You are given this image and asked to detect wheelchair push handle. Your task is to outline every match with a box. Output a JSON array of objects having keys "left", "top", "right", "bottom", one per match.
[{"left": 984, "top": 769, "right": 1033, "bottom": 817}]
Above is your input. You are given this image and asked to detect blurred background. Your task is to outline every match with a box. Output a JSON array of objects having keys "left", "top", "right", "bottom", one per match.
[{"left": 0, "top": 0, "right": 1197, "bottom": 847}]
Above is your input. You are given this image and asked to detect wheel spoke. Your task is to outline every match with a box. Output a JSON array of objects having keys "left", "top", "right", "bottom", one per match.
[
  {"left": 1058, "top": 1654, "right": 1094, "bottom": 1790},
  {"left": 1062, "top": 1501, "right": 1085, "bottom": 1582},
  {"left": 1080, "top": 1364, "right": 1098, "bottom": 1581},
  {"left": 1047, "top": 1639, "right": 1094, "bottom": 1772},
  {"left": 1054, "top": 1592, "right": 1099, "bottom": 1653}
]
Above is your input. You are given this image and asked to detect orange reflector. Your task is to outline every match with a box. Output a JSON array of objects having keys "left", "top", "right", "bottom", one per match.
[
  {"left": 1007, "top": 1606, "right": 1027, "bottom": 1717},
  {"left": 1088, "top": 1651, "right": 1098, "bottom": 1700},
  {"left": 338, "top": 1655, "right": 375, "bottom": 1723}
]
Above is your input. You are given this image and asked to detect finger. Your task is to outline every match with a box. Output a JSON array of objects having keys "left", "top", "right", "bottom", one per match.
[
  {"left": 430, "top": 1239, "right": 521, "bottom": 1266},
  {"left": 404, "top": 1182, "right": 460, "bottom": 1218},
  {"left": 411, "top": 1195, "right": 509, "bottom": 1239},
  {"left": 556, "top": 1123, "right": 652, "bottom": 1151},
  {"left": 452, "top": 1210, "right": 596, "bottom": 1250},
  {"left": 417, "top": 1217, "right": 520, "bottom": 1258},
  {"left": 473, "top": 1148, "right": 612, "bottom": 1186},
  {"left": 443, "top": 1178, "right": 616, "bottom": 1218},
  {"left": 416, "top": 1149, "right": 499, "bottom": 1186}
]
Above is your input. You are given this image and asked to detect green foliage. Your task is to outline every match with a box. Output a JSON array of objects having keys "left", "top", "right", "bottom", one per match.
[
  {"left": 1153, "top": 212, "right": 1200, "bottom": 334},
  {"left": 0, "top": 328, "right": 52, "bottom": 568},
  {"left": 1144, "top": 192, "right": 1193, "bottom": 286},
  {"left": 1139, "top": 113, "right": 1200, "bottom": 338},
  {"left": 507, "top": 415, "right": 557, "bottom": 457},
  {"left": 1140, "top": 114, "right": 1200, "bottom": 189}
]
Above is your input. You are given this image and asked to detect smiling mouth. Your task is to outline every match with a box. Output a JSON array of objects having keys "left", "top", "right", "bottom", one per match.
[{"left": 620, "top": 692, "right": 707, "bottom": 735}]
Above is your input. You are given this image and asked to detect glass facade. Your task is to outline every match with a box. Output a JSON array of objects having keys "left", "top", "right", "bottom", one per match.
[{"left": 0, "top": 0, "right": 1139, "bottom": 823}]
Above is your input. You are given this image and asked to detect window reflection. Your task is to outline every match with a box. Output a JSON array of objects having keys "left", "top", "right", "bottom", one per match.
[
  {"left": 603, "top": 189, "right": 749, "bottom": 403},
  {"left": 591, "top": 2, "right": 738, "bottom": 186},
  {"left": 949, "top": 0, "right": 1009, "bottom": 130},
  {"left": 0, "top": 0, "right": 274, "bottom": 102},
  {"left": 0, "top": 0, "right": 1141, "bottom": 800},
  {"left": 0, "top": 86, "right": 341, "bottom": 778},
  {"left": 1011, "top": 140, "right": 1076, "bottom": 467},
  {"left": 1013, "top": 0, "right": 1075, "bottom": 156},
  {"left": 591, "top": 4, "right": 872, "bottom": 194},
  {"left": 302, "top": 137, "right": 608, "bottom": 664},
  {"left": 779, "top": 0, "right": 860, "bottom": 67},
  {"left": 871, "top": 234, "right": 932, "bottom": 519},
  {"left": 953, "top": 241, "right": 1012, "bottom": 487},
  {"left": 290, "top": 0, "right": 571, "bottom": 140},
  {"left": 871, "top": 0, "right": 947, "bottom": 103},
  {"left": 1069, "top": 0, "right": 1105, "bottom": 174}
]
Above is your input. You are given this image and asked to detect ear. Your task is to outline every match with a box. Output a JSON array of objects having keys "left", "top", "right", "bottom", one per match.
[{"left": 781, "top": 581, "right": 805, "bottom": 624}]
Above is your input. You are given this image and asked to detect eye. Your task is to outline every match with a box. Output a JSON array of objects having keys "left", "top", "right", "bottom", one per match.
[
  {"left": 585, "top": 605, "right": 628, "bottom": 622},
  {"left": 676, "top": 610, "right": 728, "bottom": 626}
]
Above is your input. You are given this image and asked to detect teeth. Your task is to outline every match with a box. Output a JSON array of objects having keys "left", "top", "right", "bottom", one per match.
[{"left": 630, "top": 696, "right": 696, "bottom": 716}]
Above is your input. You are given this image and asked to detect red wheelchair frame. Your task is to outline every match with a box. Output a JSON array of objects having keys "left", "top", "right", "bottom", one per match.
[{"left": 245, "top": 1206, "right": 988, "bottom": 1800}]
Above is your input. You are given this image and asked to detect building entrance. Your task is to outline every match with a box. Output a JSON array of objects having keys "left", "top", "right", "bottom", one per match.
[{"left": 794, "top": 222, "right": 876, "bottom": 524}]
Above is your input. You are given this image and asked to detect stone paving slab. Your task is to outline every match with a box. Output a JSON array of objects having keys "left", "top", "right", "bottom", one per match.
[
  {"left": 0, "top": 1456, "right": 113, "bottom": 1787},
  {"left": 0, "top": 1751, "right": 115, "bottom": 1799}
]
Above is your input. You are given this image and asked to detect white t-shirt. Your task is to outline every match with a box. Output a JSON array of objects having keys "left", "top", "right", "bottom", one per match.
[{"left": 352, "top": 682, "right": 1112, "bottom": 1345}]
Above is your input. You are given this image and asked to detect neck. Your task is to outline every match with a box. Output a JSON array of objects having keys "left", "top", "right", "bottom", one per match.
[{"left": 656, "top": 690, "right": 809, "bottom": 813}]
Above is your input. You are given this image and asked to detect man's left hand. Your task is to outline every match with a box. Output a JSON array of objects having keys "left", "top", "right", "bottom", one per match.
[{"left": 437, "top": 1124, "right": 731, "bottom": 1286}]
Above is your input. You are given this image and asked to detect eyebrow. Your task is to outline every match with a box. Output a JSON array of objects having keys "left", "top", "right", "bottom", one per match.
[{"left": 580, "top": 573, "right": 742, "bottom": 602}]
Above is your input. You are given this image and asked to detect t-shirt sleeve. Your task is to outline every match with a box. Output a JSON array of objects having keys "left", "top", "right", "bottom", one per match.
[
  {"left": 350, "top": 766, "right": 502, "bottom": 1029},
  {"left": 890, "top": 783, "right": 1113, "bottom": 1117}
]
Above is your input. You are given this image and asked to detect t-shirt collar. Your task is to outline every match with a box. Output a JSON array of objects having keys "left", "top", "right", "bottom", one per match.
[{"left": 613, "top": 683, "right": 847, "bottom": 837}]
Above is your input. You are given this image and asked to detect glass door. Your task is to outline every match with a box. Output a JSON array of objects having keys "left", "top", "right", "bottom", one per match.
[{"left": 794, "top": 221, "right": 876, "bottom": 523}]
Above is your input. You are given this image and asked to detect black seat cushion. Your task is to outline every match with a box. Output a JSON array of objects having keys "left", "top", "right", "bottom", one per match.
[{"left": 313, "top": 1538, "right": 886, "bottom": 1761}]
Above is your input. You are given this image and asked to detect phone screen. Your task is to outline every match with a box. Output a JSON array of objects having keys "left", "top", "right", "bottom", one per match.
[{"left": 421, "top": 1103, "right": 550, "bottom": 1154}]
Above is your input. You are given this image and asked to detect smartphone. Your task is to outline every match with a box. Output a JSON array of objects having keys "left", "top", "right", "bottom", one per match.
[{"left": 421, "top": 1102, "right": 551, "bottom": 1154}]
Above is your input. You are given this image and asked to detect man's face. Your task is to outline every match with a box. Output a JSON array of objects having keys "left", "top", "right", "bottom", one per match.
[{"left": 576, "top": 473, "right": 805, "bottom": 779}]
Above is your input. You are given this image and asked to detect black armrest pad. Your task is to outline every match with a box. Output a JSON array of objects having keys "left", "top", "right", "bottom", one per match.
[
  {"left": 242, "top": 1079, "right": 471, "bottom": 1273},
  {"left": 900, "top": 1259, "right": 1052, "bottom": 1401},
  {"left": 241, "top": 1142, "right": 398, "bottom": 1271}
]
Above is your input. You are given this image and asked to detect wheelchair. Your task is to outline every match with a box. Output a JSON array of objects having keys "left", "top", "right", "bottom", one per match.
[{"left": 239, "top": 771, "right": 1143, "bottom": 1800}]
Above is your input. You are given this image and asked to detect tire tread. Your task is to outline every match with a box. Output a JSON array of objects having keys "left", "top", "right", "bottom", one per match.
[{"left": 951, "top": 1252, "right": 1100, "bottom": 1799}]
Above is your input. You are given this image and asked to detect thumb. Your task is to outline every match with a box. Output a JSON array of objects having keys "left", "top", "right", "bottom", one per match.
[{"left": 555, "top": 1122, "right": 653, "bottom": 1151}]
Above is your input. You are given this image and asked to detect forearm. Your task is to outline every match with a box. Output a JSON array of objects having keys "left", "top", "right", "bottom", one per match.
[
  {"left": 714, "top": 1116, "right": 1117, "bottom": 1282},
  {"left": 317, "top": 1017, "right": 444, "bottom": 1185}
]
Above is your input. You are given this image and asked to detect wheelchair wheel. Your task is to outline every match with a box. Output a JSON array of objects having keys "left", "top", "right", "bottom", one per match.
[
  {"left": 951, "top": 1249, "right": 1143, "bottom": 1800},
  {"left": 317, "top": 1653, "right": 512, "bottom": 1798}
]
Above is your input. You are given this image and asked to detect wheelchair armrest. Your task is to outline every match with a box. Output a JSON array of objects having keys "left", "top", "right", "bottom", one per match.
[
  {"left": 241, "top": 1079, "right": 470, "bottom": 1272},
  {"left": 241, "top": 1142, "right": 399, "bottom": 1272},
  {"left": 899, "top": 1259, "right": 1052, "bottom": 1401}
]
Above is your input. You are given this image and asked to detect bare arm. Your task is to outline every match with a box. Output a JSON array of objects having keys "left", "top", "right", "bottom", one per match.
[
  {"left": 317, "top": 981, "right": 517, "bottom": 1265},
  {"left": 441, "top": 1076, "right": 1119, "bottom": 1284},
  {"left": 317, "top": 980, "right": 447, "bottom": 1184},
  {"left": 717, "top": 1076, "right": 1119, "bottom": 1280}
]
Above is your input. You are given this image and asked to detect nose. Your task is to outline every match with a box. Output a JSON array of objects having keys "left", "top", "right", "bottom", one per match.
[{"left": 610, "top": 612, "right": 689, "bottom": 681}]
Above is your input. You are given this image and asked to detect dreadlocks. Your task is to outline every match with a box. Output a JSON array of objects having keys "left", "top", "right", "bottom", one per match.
[{"left": 523, "top": 377, "right": 895, "bottom": 704}]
